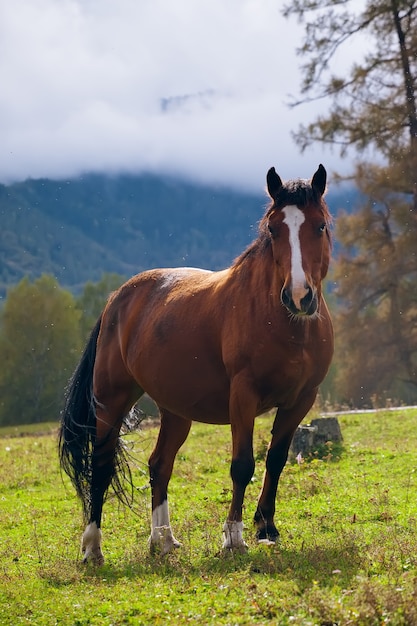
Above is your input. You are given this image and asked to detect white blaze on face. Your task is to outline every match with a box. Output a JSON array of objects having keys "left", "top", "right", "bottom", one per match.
[{"left": 282, "top": 205, "right": 308, "bottom": 307}]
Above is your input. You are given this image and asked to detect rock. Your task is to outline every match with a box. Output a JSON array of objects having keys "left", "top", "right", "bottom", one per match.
[
  {"left": 310, "top": 417, "right": 342, "bottom": 445},
  {"left": 289, "top": 417, "right": 342, "bottom": 459},
  {"left": 290, "top": 424, "right": 317, "bottom": 458}
]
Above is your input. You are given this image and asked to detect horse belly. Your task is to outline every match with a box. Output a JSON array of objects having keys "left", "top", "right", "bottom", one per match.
[
  {"left": 130, "top": 335, "right": 231, "bottom": 424},
  {"left": 144, "top": 374, "right": 231, "bottom": 424}
]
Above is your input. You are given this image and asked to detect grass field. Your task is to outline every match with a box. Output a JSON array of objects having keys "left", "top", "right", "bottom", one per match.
[{"left": 1, "top": 409, "right": 417, "bottom": 625}]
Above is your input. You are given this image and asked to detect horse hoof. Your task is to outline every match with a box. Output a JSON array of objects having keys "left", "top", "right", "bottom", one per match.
[
  {"left": 150, "top": 539, "right": 182, "bottom": 556},
  {"left": 222, "top": 520, "right": 248, "bottom": 552},
  {"left": 149, "top": 526, "right": 181, "bottom": 556},
  {"left": 82, "top": 545, "right": 105, "bottom": 566},
  {"left": 255, "top": 526, "right": 279, "bottom": 545},
  {"left": 82, "top": 556, "right": 105, "bottom": 566},
  {"left": 257, "top": 538, "right": 277, "bottom": 546},
  {"left": 222, "top": 543, "right": 248, "bottom": 554}
]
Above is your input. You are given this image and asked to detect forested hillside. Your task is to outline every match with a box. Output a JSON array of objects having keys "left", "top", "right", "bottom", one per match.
[{"left": 0, "top": 173, "right": 356, "bottom": 296}]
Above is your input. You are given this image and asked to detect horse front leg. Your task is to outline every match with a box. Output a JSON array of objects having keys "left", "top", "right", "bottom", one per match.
[
  {"left": 148, "top": 409, "right": 191, "bottom": 555},
  {"left": 254, "top": 389, "right": 318, "bottom": 544},
  {"left": 223, "top": 379, "right": 257, "bottom": 551}
]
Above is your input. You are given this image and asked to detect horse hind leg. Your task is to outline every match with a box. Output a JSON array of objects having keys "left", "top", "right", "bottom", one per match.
[
  {"left": 82, "top": 387, "right": 142, "bottom": 565},
  {"left": 148, "top": 409, "right": 191, "bottom": 555},
  {"left": 81, "top": 428, "right": 118, "bottom": 565}
]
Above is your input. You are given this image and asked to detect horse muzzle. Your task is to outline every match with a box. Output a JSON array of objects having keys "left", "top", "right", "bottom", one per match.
[{"left": 281, "top": 284, "right": 318, "bottom": 317}]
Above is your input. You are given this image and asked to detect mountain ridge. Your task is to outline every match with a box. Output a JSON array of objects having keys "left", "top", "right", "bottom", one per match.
[{"left": 0, "top": 172, "right": 357, "bottom": 297}]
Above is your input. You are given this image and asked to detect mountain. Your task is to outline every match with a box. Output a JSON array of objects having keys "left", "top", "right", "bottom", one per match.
[{"left": 0, "top": 173, "right": 358, "bottom": 297}]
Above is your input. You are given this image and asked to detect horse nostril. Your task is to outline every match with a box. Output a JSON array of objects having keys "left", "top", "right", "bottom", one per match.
[
  {"left": 303, "top": 286, "right": 313, "bottom": 301},
  {"left": 301, "top": 286, "right": 317, "bottom": 314},
  {"left": 281, "top": 287, "right": 292, "bottom": 308},
  {"left": 281, "top": 285, "right": 317, "bottom": 316}
]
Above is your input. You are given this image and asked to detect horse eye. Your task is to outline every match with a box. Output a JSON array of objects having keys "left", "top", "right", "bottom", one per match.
[
  {"left": 268, "top": 224, "right": 278, "bottom": 238},
  {"left": 318, "top": 223, "right": 326, "bottom": 234}
]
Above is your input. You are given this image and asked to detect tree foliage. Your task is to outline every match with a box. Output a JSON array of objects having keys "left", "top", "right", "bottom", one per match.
[
  {"left": 334, "top": 164, "right": 417, "bottom": 405},
  {"left": 0, "top": 275, "right": 81, "bottom": 425},
  {"left": 284, "top": 0, "right": 417, "bottom": 201},
  {"left": 285, "top": 0, "right": 417, "bottom": 406}
]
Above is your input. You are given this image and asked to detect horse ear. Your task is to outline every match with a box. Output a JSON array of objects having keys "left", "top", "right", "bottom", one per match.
[
  {"left": 311, "top": 164, "right": 327, "bottom": 196},
  {"left": 267, "top": 167, "right": 283, "bottom": 201}
]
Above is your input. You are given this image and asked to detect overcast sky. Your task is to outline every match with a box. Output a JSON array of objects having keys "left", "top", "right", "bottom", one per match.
[{"left": 1, "top": 0, "right": 353, "bottom": 192}]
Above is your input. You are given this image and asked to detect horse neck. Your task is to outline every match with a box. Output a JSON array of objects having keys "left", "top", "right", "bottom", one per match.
[{"left": 229, "top": 244, "right": 283, "bottom": 310}]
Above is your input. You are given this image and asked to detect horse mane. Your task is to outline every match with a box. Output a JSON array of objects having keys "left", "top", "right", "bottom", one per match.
[{"left": 232, "top": 179, "right": 332, "bottom": 269}]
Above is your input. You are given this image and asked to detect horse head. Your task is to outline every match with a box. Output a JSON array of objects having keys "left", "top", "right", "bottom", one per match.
[{"left": 266, "top": 164, "right": 331, "bottom": 318}]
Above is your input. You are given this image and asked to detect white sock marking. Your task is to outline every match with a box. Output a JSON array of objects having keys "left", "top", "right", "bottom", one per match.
[
  {"left": 222, "top": 520, "right": 247, "bottom": 551},
  {"left": 152, "top": 501, "right": 170, "bottom": 528},
  {"left": 149, "top": 501, "right": 181, "bottom": 554},
  {"left": 82, "top": 522, "right": 104, "bottom": 565}
]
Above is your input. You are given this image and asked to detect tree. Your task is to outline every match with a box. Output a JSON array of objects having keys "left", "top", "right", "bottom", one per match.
[
  {"left": 333, "top": 165, "right": 417, "bottom": 405},
  {"left": 284, "top": 0, "right": 417, "bottom": 206},
  {"left": 76, "top": 273, "right": 126, "bottom": 342},
  {"left": 284, "top": 0, "right": 417, "bottom": 405},
  {"left": 0, "top": 275, "right": 81, "bottom": 425}
]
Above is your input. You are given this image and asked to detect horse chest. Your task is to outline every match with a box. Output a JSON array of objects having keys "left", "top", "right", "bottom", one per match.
[
  {"left": 253, "top": 321, "right": 312, "bottom": 369},
  {"left": 252, "top": 329, "right": 328, "bottom": 411},
  {"left": 257, "top": 356, "right": 313, "bottom": 413},
  {"left": 269, "top": 345, "right": 309, "bottom": 390}
]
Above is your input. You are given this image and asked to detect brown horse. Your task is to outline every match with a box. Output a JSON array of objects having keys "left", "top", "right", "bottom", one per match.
[{"left": 59, "top": 165, "right": 333, "bottom": 565}]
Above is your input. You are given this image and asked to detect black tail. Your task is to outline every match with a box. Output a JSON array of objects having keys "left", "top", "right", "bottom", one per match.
[
  {"left": 59, "top": 315, "right": 138, "bottom": 522},
  {"left": 59, "top": 316, "right": 103, "bottom": 520}
]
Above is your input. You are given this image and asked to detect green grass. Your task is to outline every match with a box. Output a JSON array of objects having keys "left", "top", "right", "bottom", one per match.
[{"left": 1, "top": 409, "right": 417, "bottom": 624}]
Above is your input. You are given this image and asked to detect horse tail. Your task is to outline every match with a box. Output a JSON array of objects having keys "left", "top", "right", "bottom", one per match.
[
  {"left": 59, "top": 314, "right": 137, "bottom": 521},
  {"left": 59, "top": 315, "right": 102, "bottom": 520}
]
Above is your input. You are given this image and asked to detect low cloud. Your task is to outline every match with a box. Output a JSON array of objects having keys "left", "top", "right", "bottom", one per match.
[{"left": 0, "top": 0, "right": 349, "bottom": 191}]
